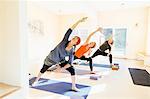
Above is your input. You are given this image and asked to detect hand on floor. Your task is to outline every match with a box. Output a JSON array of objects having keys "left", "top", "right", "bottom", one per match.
[{"left": 54, "top": 65, "right": 61, "bottom": 72}]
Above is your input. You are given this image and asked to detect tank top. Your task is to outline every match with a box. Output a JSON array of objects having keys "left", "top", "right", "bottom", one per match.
[{"left": 74, "top": 44, "right": 90, "bottom": 58}]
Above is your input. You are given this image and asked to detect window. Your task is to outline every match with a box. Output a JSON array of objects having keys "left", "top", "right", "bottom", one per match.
[
  {"left": 103, "top": 28, "right": 127, "bottom": 56},
  {"left": 114, "top": 28, "right": 127, "bottom": 55},
  {"left": 70, "top": 28, "right": 88, "bottom": 43},
  {"left": 103, "top": 28, "right": 113, "bottom": 40}
]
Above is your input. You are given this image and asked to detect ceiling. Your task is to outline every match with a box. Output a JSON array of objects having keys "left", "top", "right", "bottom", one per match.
[{"left": 28, "top": 0, "right": 150, "bottom": 14}]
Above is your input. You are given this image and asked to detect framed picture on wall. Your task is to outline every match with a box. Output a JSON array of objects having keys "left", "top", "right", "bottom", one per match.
[{"left": 28, "top": 20, "right": 44, "bottom": 36}]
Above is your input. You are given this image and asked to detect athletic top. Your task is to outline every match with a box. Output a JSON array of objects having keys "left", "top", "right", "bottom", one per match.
[
  {"left": 74, "top": 44, "right": 90, "bottom": 58},
  {"left": 44, "top": 28, "right": 74, "bottom": 66},
  {"left": 99, "top": 41, "right": 111, "bottom": 52}
]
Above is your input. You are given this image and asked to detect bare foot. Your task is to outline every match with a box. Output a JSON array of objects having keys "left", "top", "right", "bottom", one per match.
[
  {"left": 90, "top": 71, "right": 96, "bottom": 74},
  {"left": 72, "top": 87, "right": 80, "bottom": 92},
  {"left": 32, "top": 81, "right": 39, "bottom": 87}
]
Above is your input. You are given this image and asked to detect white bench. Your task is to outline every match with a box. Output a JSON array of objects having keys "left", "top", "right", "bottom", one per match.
[
  {"left": 144, "top": 55, "right": 150, "bottom": 66},
  {"left": 137, "top": 52, "right": 150, "bottom": 66}
]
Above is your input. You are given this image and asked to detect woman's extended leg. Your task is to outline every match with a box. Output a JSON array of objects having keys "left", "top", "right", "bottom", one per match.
[
  {"left": 32, "top": 64, "right": 51, "bottom": 86},
  {"left": 66, "top": 66, "right": 80, "bottom": 92}
]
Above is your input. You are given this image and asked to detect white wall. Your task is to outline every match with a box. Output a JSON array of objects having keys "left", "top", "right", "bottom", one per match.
[
  {"left": 59, "top": 14, "right": 89, "bottom": 44},
  {"left": 98, "top": 7, "right": 148, "bottom": 59},
  {"left": 0, "top": 0, "right": 28, "bottom": 89},
  {"left": 27, "top": 3, "right": 61, "bottom": 74},
  {"left": 0, "top": 2, "right": 4, "bottom": 81},
  {"left": 147, "top": 8, "right": 150, "bottom": 55},
  {"left": 1, "top": 1, "right": 21, "bottom": 85}
]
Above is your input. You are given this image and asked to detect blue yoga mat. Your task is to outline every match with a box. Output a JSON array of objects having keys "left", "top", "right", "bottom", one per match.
[
  {"left": 128, "top": 68, "right": 150, "bottom": 87},
  {"left": 29, "top": 77, "right": 91, "bottom": 99},
  {"left": 80, "top": 63, "right": 111, "bottom": 68},
  {"left": 61, "top": 68, "right": 92, "bottom": 75}
]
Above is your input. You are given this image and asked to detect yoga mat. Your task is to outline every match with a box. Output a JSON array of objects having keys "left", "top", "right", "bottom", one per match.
[
  {"left": 61, "top": 68, "right": 94, "bottom": 75},
  {"left": 80, "top": 63, "right": 111, "bottom": 68},
  {"left": 128, "top": 68, "right": 150, "bottom": 87},
  {"left": 29, "top": 77, "right": 91, "bottom": 99}
]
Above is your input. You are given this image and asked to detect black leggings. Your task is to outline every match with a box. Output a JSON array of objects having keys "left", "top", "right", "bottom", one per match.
[
  {"left": 91, "top": 49, "right": 112, "bottom": 64},
  {"left": 40, "top": 63, "right": 75, "bottom": 75},
  {"left": 74, "top": 56, "right": 93, "bottom": 71}
]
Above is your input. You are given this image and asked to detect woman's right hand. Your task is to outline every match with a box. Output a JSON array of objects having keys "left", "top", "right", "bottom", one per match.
[
  {"left": 97, "top": 27, "right": 103, "bottom": 33},
  {"left": 79, "top": 17, "right": 88, "bottom": 22}
]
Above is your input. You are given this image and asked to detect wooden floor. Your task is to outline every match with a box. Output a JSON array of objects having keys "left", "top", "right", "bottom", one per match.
[{"left": 0, "top": 83, "right": 20, "bottom": 98}]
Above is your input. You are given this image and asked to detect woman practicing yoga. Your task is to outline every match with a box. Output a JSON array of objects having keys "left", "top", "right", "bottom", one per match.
[
  {"left": 74, "top": 27, "right": 103, "bottom": 74},
  {"left": 90, "top": 37, "right": 114, "bottom": 66},
  {"left": 32, "top": 17, "right": 87, "bottom": 92}
]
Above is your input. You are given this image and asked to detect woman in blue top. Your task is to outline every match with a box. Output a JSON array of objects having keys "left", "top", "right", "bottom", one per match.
[{"left": 32, "top": 17, "right": 87, "bottom": 92}]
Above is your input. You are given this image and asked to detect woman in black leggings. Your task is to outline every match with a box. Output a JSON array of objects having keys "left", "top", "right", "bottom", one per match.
[
  {"left": 32, "top": 17, "right": 87, "bottom": 92},
  {"left": 74, "top": 55, "right": 93, "bottom": 72},
  {"left": 74, "top": 27, "right": 102, "bottom": 74},
  {"left": 91, "top": 38, "right": 113, "bottom": 66}
]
